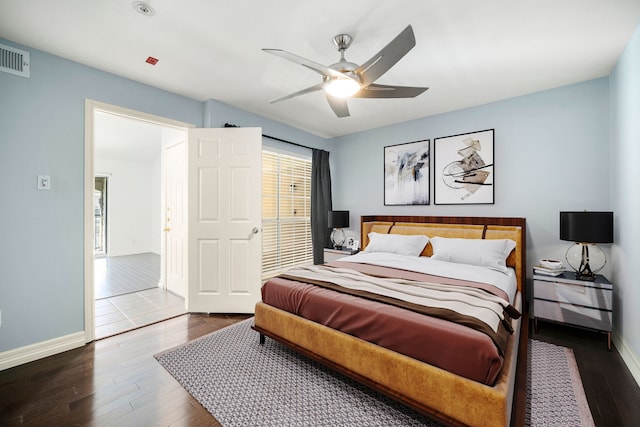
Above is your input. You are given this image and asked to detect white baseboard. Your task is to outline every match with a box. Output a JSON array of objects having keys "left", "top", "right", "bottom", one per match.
[
  {"left": 613, "top": 334, "right": 640, "bottom": 387},
  {"left": 0, "top": 332, "right": 86, "bottom": 371},
  {"left": 107, "top": 249, "right": 154, "bottom": 257}
]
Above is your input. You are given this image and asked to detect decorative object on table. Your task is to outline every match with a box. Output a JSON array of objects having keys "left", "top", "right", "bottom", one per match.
[
  {"left": 346, "top": 236, "right": 355, "bottom": 248},
  {"left": 539, "top": 259, "right": 564, "bottom": 269},
  {"left": 434, "top": 129, "right": 494, "bottom": 205},
  {"left": 560, "top": 211, "right": 613, "bottom": 281},
  {"left": 533, "top": 259, "right": 565, "bottom": 276},
  {"left": 384, "top": 139, "right": 430, "bottom": 205},
  {"left": 343, "top": 237, "right": 360, "bottom": 252},
  {"left": 328, "top": 210, "right": 349, "bottom": 249}
]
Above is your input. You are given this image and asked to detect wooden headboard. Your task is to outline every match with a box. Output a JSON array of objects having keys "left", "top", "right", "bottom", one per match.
[{"left": 360, "top": 215, "right": 527, "bottom": 298}]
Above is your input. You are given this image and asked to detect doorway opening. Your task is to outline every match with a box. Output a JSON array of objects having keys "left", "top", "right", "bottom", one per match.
[
  {"left": 85, "top": 100, "right": 192, "bottom": 341},
  {"left": 94, "top": 176, "right": 108, "bottom": 256}
]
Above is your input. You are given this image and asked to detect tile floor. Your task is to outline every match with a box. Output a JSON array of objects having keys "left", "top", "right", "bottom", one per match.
[
  {"left": 95, "top": 253, "right": 161, "bottom": 299},
  {"left": 95, "top": 287, "right": 187, "bottom": 339}
]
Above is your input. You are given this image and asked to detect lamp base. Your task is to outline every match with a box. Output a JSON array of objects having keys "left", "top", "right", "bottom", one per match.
[
  {"left": 573, "top": 270, "right": 596, "bottom": 281},
  {"left": 330, "top": 228, "right": 346, "bottom": 250},
  {"left": 565, "top": 243, "right": 605, "bottom": 282}
]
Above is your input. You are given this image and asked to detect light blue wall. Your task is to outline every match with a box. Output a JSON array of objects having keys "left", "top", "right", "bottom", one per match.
[
  {"left": 610, "top": 24, "right": 640, "bottom": 378},
  {"left": 203, "top": 99, "right": 327, "bottom": 154},
  {"left": 0, "top": 39, "right": 326, "bottom": 353},
  {"left": 330, "top": 78, "right": 611, "bottom": 280}
]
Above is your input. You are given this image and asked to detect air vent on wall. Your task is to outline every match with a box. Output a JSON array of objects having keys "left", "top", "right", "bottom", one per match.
[{"left": 0, "top": 43, "right": 30, "bottom": 78}]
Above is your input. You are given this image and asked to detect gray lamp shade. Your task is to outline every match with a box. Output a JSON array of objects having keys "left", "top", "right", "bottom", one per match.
[
  {"left": 328, "top": 210, "right": 349, "bottom": 229},
  {"left": 560, "top": 211, "right": 613, "bottom": 243}
]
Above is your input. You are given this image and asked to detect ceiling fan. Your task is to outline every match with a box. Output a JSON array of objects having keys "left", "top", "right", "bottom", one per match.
[{"left": 263, "top": 25, "right": 428, "bottom": 118}]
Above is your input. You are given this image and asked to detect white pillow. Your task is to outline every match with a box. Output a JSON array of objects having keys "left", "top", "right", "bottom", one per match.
[
  {"left": 364, "top": 232, "right": 429, "bottom": 257},
  {"left": 430, "top": 237, "right": 516, "bottom": 273}
]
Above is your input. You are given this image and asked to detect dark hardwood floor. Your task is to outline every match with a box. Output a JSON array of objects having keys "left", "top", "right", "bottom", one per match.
[
  {"left": 0, "top": 314, "right": 638, "bottom": 426},
  {"left": 0, "top": 314, "right": 250, "bottom": 427}
]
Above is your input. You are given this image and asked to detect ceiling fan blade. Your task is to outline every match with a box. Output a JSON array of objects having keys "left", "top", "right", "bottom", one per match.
[
  {"left": 355, "top": 25, "right": 416, "bottom": 87},
  {"left": 353, "top": 84, "right": 428, "bottom": 99},
  {"left": 326, "top": 94, "right": 350, "bottom": 117},
  {"left": 269, "top": 82, "right": 328, "bottom": 104},
  {"left": 263, "top": 48, "right": 344, "bottom": 79}
]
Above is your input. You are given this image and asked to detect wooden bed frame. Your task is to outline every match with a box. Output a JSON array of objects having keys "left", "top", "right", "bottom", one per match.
[{"left": 253, "top": 215, "right": 528, "bottom": 427}]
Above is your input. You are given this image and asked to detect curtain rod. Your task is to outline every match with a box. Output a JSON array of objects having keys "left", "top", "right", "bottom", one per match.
[{"left": 224, "top": 123, "right": 326, "bottom": 152}]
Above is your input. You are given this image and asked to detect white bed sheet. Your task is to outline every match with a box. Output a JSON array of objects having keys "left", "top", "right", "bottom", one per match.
[{"left": 337, "top": 252, "right": 518, "bottom": 303}]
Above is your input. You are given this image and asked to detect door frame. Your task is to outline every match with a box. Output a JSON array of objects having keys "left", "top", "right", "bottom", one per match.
[{"left": 83, "top": 99, "right": 194, "bottom": 342}]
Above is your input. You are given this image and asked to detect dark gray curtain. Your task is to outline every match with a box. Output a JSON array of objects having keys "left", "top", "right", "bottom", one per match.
[{"left": 311, "top": 149, "right": 332, "bottom": 264}]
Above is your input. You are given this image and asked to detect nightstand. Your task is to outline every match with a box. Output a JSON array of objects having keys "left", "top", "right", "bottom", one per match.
[
  {"left": 533, "top": 271, "right": 613, "bottom": 349},
  {"left": 323, "top": 248, "right": 358, "bottom": 263}
]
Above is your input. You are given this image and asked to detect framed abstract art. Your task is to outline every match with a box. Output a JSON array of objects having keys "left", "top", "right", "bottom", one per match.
[
  {"left": 384, "top": 139, "right": 430, "bottom": 205},
  {"left": 434, "top": 129, "right": 494, "bottom": 205}
]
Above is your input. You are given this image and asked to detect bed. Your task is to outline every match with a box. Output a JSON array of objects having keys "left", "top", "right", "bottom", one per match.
[{"left": 253, "top": 215, "right": 527, "bottom": 427}]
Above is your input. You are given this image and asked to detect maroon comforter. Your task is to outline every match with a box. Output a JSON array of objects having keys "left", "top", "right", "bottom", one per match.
[{"left": 261, "top": 261, "right": 517, "bottom": 385}]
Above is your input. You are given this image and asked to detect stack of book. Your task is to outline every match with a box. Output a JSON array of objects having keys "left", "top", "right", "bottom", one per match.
[
  {"left": 534, "top": 265, "right": 565, "bottom": 276},
  {"left": 534, "top": 259, "right": 565, "bottom": 276}
]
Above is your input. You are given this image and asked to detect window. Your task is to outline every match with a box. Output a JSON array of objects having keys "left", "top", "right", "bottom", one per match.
[{"left": 262, "top": 150, "right": 313, "bottom": 279}]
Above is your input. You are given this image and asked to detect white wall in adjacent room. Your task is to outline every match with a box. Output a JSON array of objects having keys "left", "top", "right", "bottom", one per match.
[{"left": 95, "top": 155, "right": 160, "bottom": 257}]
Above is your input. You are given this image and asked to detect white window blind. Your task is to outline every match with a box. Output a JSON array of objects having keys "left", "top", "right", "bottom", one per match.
[{"left": 262, "top": 150, "right": 313, "bottom": 279}]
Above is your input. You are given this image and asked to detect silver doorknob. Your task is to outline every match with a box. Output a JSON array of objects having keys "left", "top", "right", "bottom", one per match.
[{"left": 252, "top": 227, "right": 259, "bottom": 234}]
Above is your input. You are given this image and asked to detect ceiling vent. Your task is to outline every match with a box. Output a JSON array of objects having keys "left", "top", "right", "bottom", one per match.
[{"left": 0, "top": 43, "right": 30, "bottom": 78}]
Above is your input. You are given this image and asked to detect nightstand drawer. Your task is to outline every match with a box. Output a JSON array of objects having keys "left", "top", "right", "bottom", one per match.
[
  {"left": 533, "top": 279, "right": 612, "bottom": 310},
  {"left": 534, "top": 299, "right": 612, "bottom": 332}
]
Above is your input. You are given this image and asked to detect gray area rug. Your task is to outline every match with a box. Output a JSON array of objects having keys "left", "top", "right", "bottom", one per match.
[
  {"left": 526, "top": 339, "right": 595, "bottom": 427},
  {"left": 155, "top": 318, "right": 595, "bottom": 426}
]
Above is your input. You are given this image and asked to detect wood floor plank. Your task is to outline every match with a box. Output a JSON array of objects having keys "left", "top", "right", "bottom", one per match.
[{"left": 0, "top": 314, "right": 248, "bottom": 426}]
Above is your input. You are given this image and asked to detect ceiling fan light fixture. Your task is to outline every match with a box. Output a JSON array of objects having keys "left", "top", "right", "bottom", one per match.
[
  {"left": 262, "top": 25, "right": 427, "bottom": 117},
  {"left": 325, "top": 79, "right": 360, "bottom": 98}
]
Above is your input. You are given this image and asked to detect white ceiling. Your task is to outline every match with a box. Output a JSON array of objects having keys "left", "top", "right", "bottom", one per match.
[
  {"left": 94, "top": 111, "right": 164, "bottom": 162},
  {"left": 1, "top": 0, "right": 640, "bottom": 138}
]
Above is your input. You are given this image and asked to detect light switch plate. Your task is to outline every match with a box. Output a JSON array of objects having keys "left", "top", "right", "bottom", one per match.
[{"left": 38, "top": 175, "right": 51, "bottom": 190}]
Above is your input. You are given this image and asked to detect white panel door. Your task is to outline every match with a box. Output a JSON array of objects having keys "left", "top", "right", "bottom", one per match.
[
  {"left": 165, "top": 140, "right": 187, "bottom": 297},
  {"left": 187, "top": 127, "right": 262, "bottom": 313}
]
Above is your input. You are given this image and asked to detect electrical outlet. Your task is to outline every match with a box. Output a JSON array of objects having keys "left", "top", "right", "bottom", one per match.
[{"left": 38, "top": 175, "right": 51, "bottom": 190}]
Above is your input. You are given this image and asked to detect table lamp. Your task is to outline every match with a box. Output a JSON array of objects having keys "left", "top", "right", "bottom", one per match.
[
  {"left": 560, "top": 211, "right": 613, "bottom": 281},
  {"left": 328, "top": 210, "right": 349, "bottom": 249}
]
